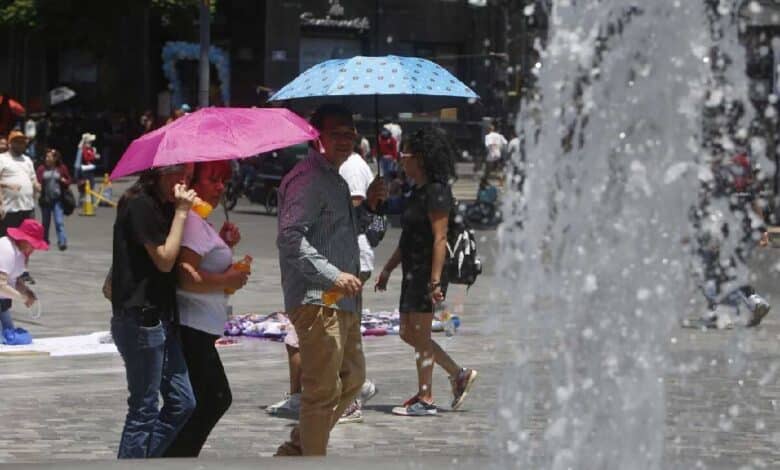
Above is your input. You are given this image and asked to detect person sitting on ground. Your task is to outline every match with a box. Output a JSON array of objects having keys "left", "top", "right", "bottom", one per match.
[
  {"left": 0, "top": 219, "right": 47, "bottom": 345},
  {"left": 466, "top": 177, "right": 501, "bottom": 227},
  {"left": 163, "top": 161, "right": 246, "bottom": 457},
  {"left": 477, "top": 177, "right": 498, "bottom": 205}
]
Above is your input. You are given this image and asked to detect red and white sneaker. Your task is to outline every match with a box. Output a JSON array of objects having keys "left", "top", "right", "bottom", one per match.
[
  {"left": 391, "top": 396, "right": 437, "bottom": 416},
  {"left": 450, "top": 368, "right": 478, "bottom": 410}
]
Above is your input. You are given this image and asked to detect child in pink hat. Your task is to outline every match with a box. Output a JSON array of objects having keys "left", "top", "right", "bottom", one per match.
[{"left": 0, "top": 219, "right": 47, "bottom": 344}]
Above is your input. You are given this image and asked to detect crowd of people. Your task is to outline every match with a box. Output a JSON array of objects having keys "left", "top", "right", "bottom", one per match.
[
  {"left": 104, "top": 103, "right": 479, "bottom": 458},
  {"left": 690, "top": 147, "right": 774, "bottom": 328},
  {"left": 0, "top": 93, "right": 773, "bottom": 459}
]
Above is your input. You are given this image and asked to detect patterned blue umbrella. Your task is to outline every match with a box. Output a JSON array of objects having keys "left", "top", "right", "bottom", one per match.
[{"left": 268, "top": 55, "right": 479, "bottom": 114}]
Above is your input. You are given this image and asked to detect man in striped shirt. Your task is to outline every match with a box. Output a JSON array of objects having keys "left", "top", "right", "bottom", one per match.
[{"left": 275, "top": 104, "right": 384, "bottom": 456}]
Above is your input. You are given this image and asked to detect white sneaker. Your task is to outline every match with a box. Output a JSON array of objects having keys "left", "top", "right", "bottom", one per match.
[
  {"left": 699, "top": 306, "right": 734, "bottom": 330},
  {"left": 359, "top": 379, "right": 378, "bottom": 404},
  {"left": 337, "top": 400, "right": 364, "bottom": 424},
  {"left": 715, "top": 313, "right": 734, "bottom": 330},
  {"left": 266, "top": 392, "right": 301, "bottom": 415},
  {"left": 391, "top": 397, "right": 438, "bottom": 416},
  {"left": 747, "top": 294, "right": 771, "bottom": 327}
]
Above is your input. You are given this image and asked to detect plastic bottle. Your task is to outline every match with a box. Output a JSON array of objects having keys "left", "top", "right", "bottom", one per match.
[
  {"left": 439, "top": 310, "right": 456, "bottom": 336},
  {"left": 225, "top": 255, "right": 252, "bottom": 295},
  {"left": 321, "top": 287, "right": 343, "bottom": 306},
  {"left": 192, "top": 198, "right": 214, "bottom": 218}
]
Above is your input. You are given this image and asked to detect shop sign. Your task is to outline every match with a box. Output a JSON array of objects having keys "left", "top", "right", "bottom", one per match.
[{"left": 300, "top": 0, "right": 371, "bottom": 32}]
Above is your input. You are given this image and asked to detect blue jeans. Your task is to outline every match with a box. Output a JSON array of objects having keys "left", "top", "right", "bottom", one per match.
[
  {"left": 40, "top": 201, "right": 67, "bottom": 247},
  {"left": 0, "top": 309, "right": 13, "bottom": 330},
  {"left": 111, "top": 315, "right": 196, "bottom": 459},
  {"left": 379, "top": 157, "right": 397, "bottom": 183}
]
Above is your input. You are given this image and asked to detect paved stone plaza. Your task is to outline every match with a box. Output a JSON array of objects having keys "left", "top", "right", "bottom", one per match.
[{"left": 0, "top": 177, "right": 779, "bottom": 469}]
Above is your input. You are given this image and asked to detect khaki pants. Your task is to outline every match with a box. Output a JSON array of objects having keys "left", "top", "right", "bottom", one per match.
[{"left": 276, "top": 304, "right": 365, "bottom": 456}]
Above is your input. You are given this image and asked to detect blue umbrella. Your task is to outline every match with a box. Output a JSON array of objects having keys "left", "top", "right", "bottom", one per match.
[{"left": 268, "top": 55, "right": 479, "bottom": 114}]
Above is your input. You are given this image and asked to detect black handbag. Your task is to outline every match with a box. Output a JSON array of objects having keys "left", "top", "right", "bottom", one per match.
[
  {"left": 364, "top": 213, "right": 387, "bottom": 248},
  {"left": 61, "top": 188, "right": 76, "bottom": 216},
  {"left": 357, "top": 203, "right": 387, "bottom": 248}
]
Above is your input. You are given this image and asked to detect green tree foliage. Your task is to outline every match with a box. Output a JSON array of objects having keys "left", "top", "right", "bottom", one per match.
[
  {"left": 0, "top": 0, "right": 214, "bottom": 42},
  {"left": 0, "top": 0, "right": 36, "bottom": 27}
]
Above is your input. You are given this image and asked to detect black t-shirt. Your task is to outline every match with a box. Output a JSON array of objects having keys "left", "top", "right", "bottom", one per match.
[
  {"left": 399, "top": 182, "right": 453, "bottom": 273},
  {"left": 111, "top": 192, "right": 177, "bottom": 321}
]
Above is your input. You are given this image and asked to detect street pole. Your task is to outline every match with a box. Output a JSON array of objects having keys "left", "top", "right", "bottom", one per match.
[
  {"left": 198, "top": 0, "right": 211, "bottom": 108},
  {"left": 374, "top": 0, "right": 381, "bottom": 173},
  {"left": 374, "top": 0, "right": 380, "bottom": 56}
]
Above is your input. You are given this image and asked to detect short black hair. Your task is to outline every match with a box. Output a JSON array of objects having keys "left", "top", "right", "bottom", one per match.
[{"left": 310, "top": 103, "right": 354, "bottom": 131}]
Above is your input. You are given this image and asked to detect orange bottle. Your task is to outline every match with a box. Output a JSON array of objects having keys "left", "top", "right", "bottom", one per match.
[
  {"left": 192, "top": 198, "right": 214, "bottom": 218},
  {"left": 321, "top": 287, "right": 343, "bottom": 306},
  {"left": 225, "top": 255, "right": 252, "bottom": 295}
]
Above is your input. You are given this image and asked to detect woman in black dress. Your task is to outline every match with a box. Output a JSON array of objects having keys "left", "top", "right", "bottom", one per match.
[{"left": 375, "top": 128, "right": 478, "bottom": 416}]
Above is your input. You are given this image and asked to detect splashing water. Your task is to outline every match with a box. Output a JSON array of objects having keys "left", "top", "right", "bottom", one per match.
[{"left": 495, "top": 1, "right": 755, "bottom": 468}]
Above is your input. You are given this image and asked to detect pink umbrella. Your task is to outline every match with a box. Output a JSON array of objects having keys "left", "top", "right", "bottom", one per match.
[{"left": 111, "top": 107, "right": 318, "bottom": 179}]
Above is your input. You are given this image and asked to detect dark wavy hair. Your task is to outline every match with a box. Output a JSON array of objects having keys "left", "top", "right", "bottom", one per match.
[
  {"left": 117, "top": 170, "right": 161, "bottom": 211},
  {"left": 405, "top": 127, "right": 457, "bottom": 185}
]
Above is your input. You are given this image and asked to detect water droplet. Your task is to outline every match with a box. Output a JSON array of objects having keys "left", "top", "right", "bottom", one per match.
[{"left": 583, "top": 274, "right": 598, "bottom": 293}]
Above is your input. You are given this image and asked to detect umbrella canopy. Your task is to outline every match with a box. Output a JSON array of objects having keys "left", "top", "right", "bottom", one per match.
[
  {"left": 49, "top": 86, "right": 76, "bottom": 106},
  {"left": 111, "top": 107, "right": 318, "bottom": 179},
  {"left": 0, "top": 96, "right": 25, "bottom": 116},
  {"left": 268, "top": 55, "right": 479, "bottom": 114}
]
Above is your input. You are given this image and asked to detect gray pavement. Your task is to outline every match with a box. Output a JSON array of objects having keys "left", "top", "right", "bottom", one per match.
[{"left": 1, "top": 180, "right": 780, "bottom": 468}]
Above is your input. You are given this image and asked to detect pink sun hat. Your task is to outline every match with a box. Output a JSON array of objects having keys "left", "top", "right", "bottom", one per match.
[{"left": 7, "top": 219, "right": 49, "bottom": 251}]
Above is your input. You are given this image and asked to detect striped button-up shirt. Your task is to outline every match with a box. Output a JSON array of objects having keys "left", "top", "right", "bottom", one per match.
[{"left": 277, "top": 149, "right": 361, "bottom": 314}]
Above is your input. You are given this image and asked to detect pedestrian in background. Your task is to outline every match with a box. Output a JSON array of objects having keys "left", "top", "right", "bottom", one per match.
[
  {"left": 483, "top": 124, "right": 507, "bottom": 179},
  {"left": 0, "top": 131, "right": 40, "bottom": 236},
  {"left": 36, "top": 148, "right": 71, "bottom": 250},
  {"left": 110, "top": 163, "right": 197, "bottom": 459},
  {"left": 275, "top": 104, "right": 384, "bottom": 456},
  {"left": 0, "top": 137, "right": 8, "bottom": 154},
  {"left": 507, "top": 129, "right": 524, "bottom": 188},
  {"left": 74, "top": 133, "right": 100, "bottom": 207},
  {"left": 384, "top": 121, "right": 403, "bottom": 153},
  {"left": 375, "top": 127, "right": 478, "bottom": 416},
  {"left": 335, "top": 140, "right": 383, "bottom": 423},
  {"left": 358, "top": 134, "right": 372, "bottom": 165},
  {"left": 163, "top": 161, "right": 246, "bottom": 457},
  {"left": 139, "top": 110, "right": 155, "bottom": 135},
  {"left": 377, "top": 127, "right": 399, "bottom": 184}
]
